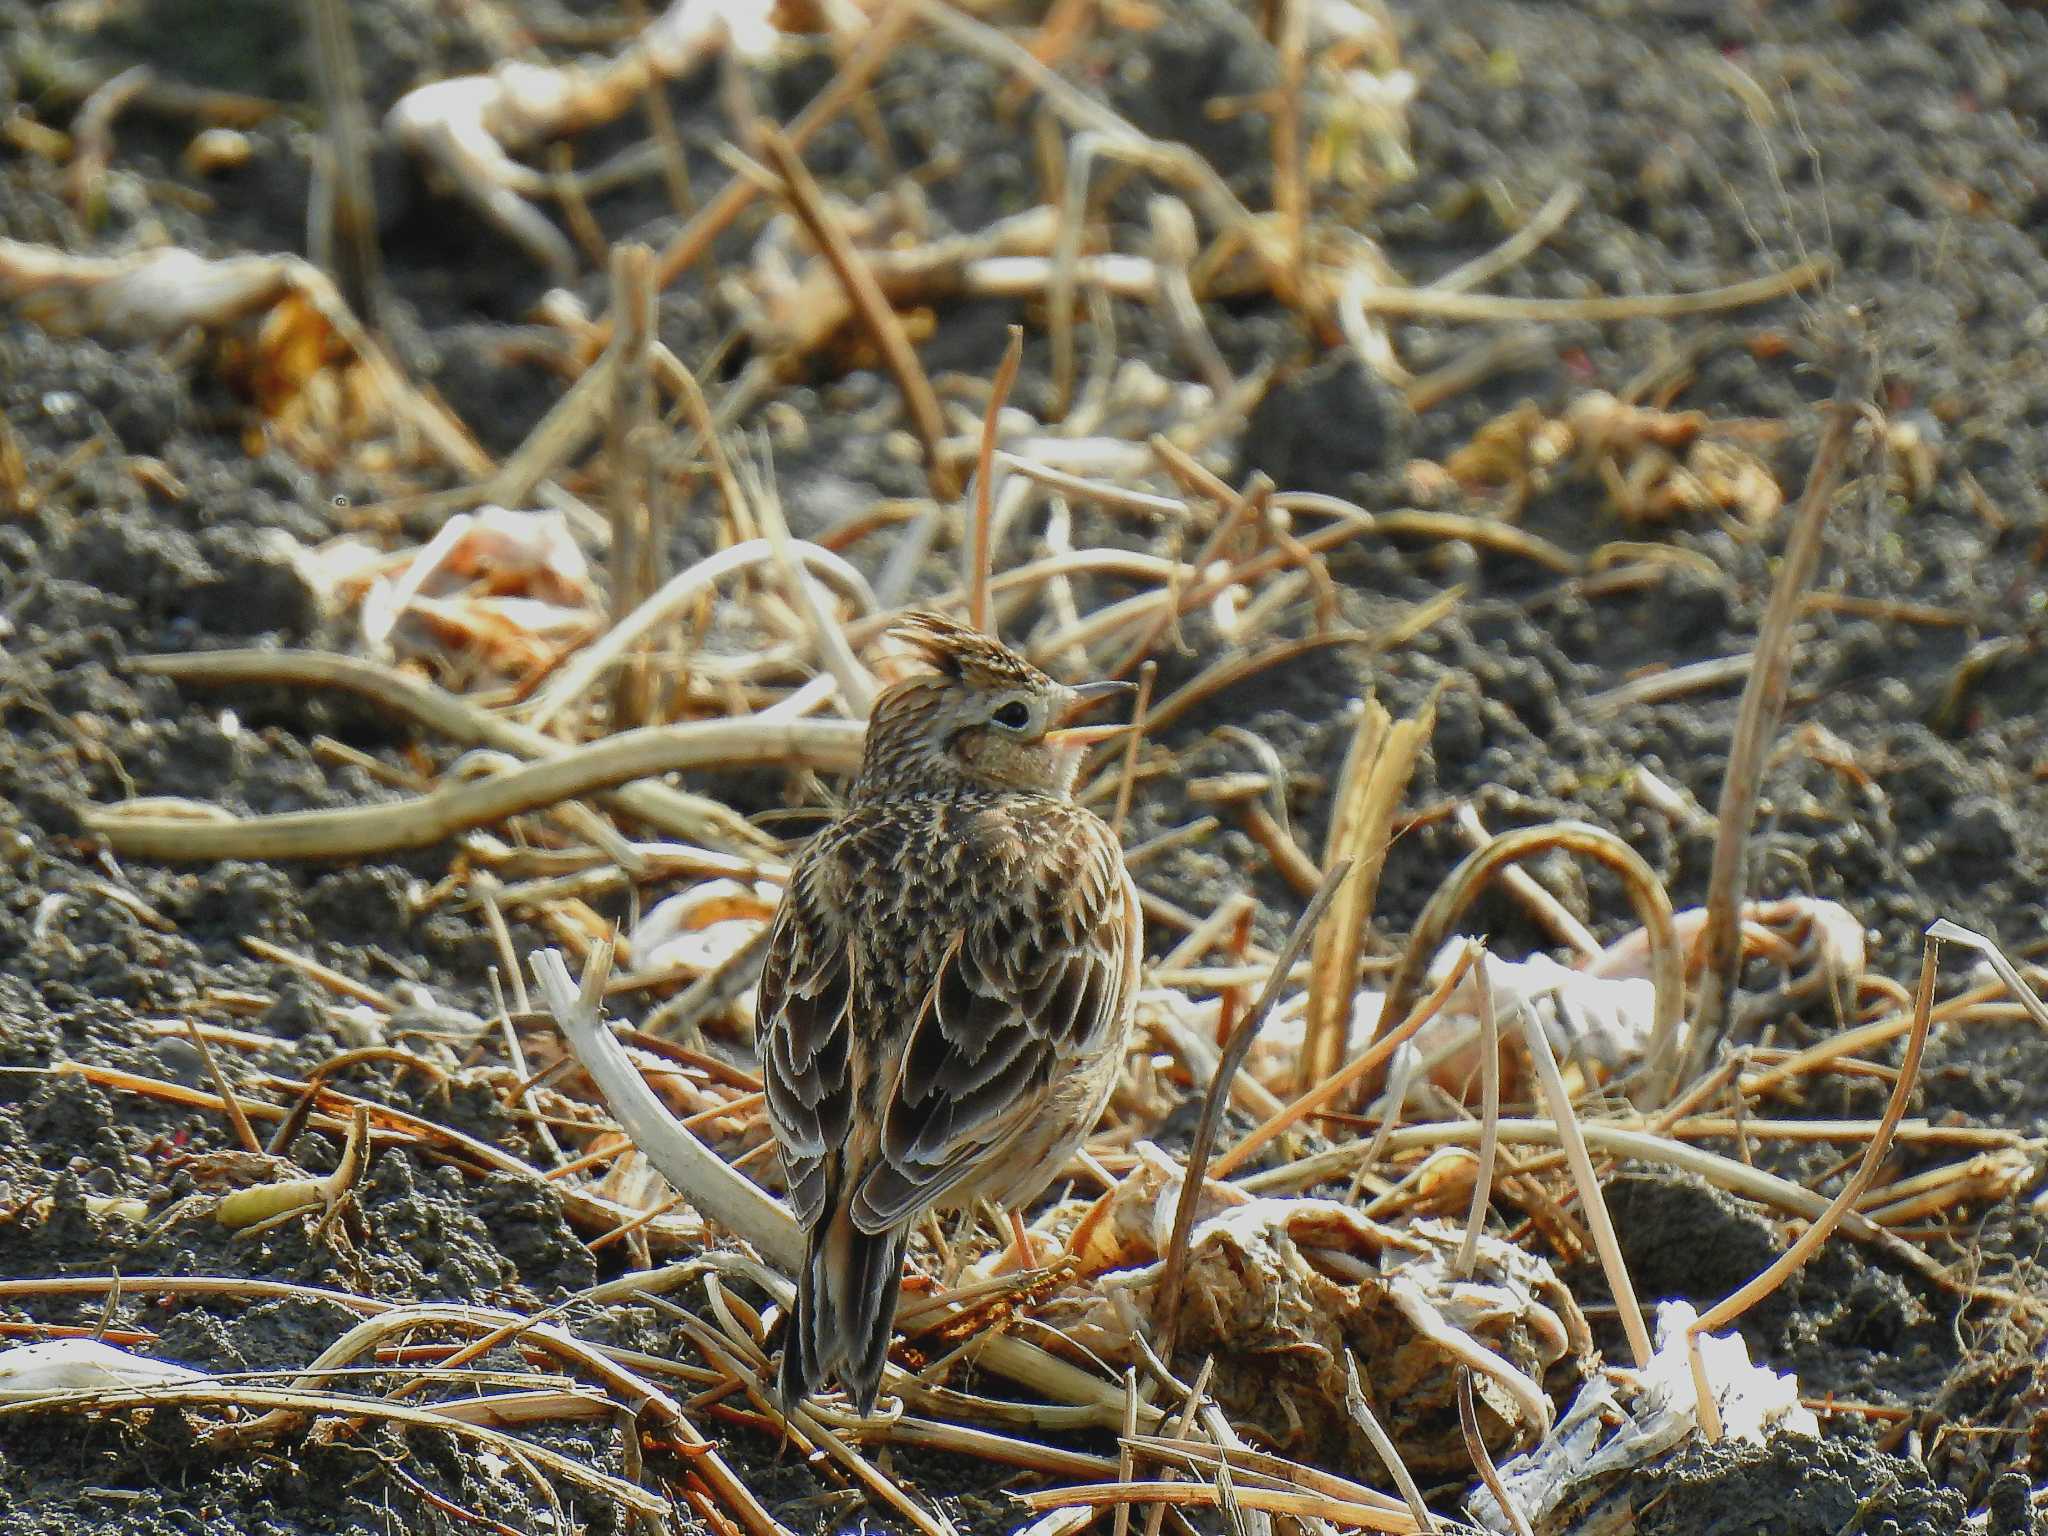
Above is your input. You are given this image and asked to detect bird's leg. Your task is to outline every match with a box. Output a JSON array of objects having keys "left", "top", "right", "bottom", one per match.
[
  {"left": 924, "top": 1210, "right": 961, "bottom": 1284},
  {"left": 1004, "top": 1208, "right": 1034, "bottom": 1273},
  {"left": 979, "top": 1198, "right": 1036, "bottom": 1273}
]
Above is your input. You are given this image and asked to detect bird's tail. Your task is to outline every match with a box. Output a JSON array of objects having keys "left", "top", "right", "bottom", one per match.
[{"left": 778, "top": 1204, "right": 909, "bottom": 1416}]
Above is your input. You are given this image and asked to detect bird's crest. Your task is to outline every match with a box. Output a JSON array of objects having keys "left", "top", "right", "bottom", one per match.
[{"left": 887, "top": 611, "right": 1051, "bottom": 692}]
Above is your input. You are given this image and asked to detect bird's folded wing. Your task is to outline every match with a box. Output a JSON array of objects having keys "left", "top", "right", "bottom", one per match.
[
  {"left": 759, "top": 859, "right": 854, "bottom": 1230},
  {"left": 851, "top": 825, "right": 1134, "bottom": 1234}
]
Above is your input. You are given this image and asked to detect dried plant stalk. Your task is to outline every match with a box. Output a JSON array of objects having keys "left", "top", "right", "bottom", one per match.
[
  {"left": 651, "top": 0, "right": 915, "bottom": 290},
  {"left": 1507, "top": 970, "right": 1652, "bottom": 1368},
  {"left": 1925, "top": 918, "right": 2048, "bottom": 1030},
  {"left": 303, "top": 0, "right": 382, "bottom": 324},
  {"left": 759, "top": 126, "right": 958, "bottom": 500},
  {"left": 1022, "top": 1481, "right": 1419, "bottom": 1531},
  {"left": 1299, "top": 694, "right": 1436, "bottom": 1096},
  {"left": 1459, "top": 1369, "right": 1532, "bottom": 1536},
  {"left": 0, "top": 1382, "right": 668, "bottom": 1519},
  {"left": 1689, "top": 353, "right": 1872, "bottom": 1078},
  {"left": 538, "top": 941, "right": 795, "bottom": 1262},
  {"left": 1456, "top": 947, "right": 1502, "bottom": 1280},
  {"left": 0, "top": 414, "right": 28, "bottom": 515},
  {"left": 606, "top": 241, "right": 662, "bottom": 729},
  {"left": 1343, "top": 1352, "right": 1437, "bottom": 1535},
  {"left": 971, "top": 326, "right": 1024, "bottom": 635},
  {"left": 1353, "top": 255, "right": 1832, "bottom": 322},
  {"left": 745, "top": 442, "right": 877, "bottom": 715},
  {"left": 1212, "top": 939, "right": 1480, "bottom": 1179}
]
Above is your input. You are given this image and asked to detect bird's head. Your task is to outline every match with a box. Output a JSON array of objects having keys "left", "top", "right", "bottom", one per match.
[{"left": 855, "top": 611, "right": 1134, "bottom": 799}]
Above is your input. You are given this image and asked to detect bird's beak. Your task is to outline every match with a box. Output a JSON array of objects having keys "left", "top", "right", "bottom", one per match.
[{"left": 1047, "top": 680, "right": 1139, "bottom": 748}]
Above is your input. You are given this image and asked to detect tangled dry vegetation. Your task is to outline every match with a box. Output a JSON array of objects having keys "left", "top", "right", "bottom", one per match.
[{"left": 3, "top": 1, "right": 2045, "bottom": 1534}]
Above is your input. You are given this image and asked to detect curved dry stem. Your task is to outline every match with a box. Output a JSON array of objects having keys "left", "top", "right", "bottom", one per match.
[
  {"left": 1388, "top": 1272, "right": 1551, "bottom": 1438},
  {"left": 762, "top": 125, "right": 957, "bottom": 500},
  {"left": 1454, "top": 803, "right": 1601, "bottom": 960},
  {"left": 995, "top": 453, "right": 1190, "bottom": 521},
  {"left": 744, "top": 443, "right": 878, "bottom": 715},
  {"left": 1273, "top": 498, "right": 1580, "bottom": 576},
  {"left": 1924, "top": 919, "right": 2048, "bottom": 1031},
  {"left": 1689, "top": 933, "right": 1938, "bottom": 1337},
  {"left": 534, "top": 942, "right": 800, "bottom": 1267},
  {"left": 1370, "top": 821, "right": 1683, "bottom": 1102},
  {"left": 200, "top": 1295, "right": 792, "bottom": 1536},
  {"left": 1428, "top": 181, "right": 1583, "bottom": 296},
  {"left": 127, "top": 649, "right": 769, "bottom": 852},
  {"left": 86, "top": 717, "right": 863, "bottom": 862},
  {"left": 1343, "top": 1353, "right": 1438, "bottom": 1535},
  {"left": 0, "top": 1274, "right": 395, "bottom": 1316},
  {"left": 0, "top": 1381, "right": 667, "bottom": 1516},
  {"left": 1459, "top": 1368, "right": 1533, "bottom": 1536},
  {"left": 1350, "top": 255, "right": 1833, "bottom": 322}
]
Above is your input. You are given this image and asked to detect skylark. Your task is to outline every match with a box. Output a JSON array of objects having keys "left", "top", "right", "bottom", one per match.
[{"left": 760, "top": 610, "right": 1143, "bottom": 1414}]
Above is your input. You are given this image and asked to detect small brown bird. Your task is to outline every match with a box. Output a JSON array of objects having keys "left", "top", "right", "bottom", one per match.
[{"left": 760, "top": 611, "right": 1142, "bottom": 1414}]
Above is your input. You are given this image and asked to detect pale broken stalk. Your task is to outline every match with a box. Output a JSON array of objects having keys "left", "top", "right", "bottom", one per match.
[{"left": 534, "top": 940, "right": 801, "bottom": 1269}]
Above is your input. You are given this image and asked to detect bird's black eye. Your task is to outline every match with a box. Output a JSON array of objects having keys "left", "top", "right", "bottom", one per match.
[{"left": 992, "top": 700, "right": 1031, "bottom": 730}]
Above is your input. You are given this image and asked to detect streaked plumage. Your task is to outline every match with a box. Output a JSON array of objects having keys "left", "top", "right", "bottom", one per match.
[{"left": 760, "top": 611, "right": 1143, "bottom": 1414}]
